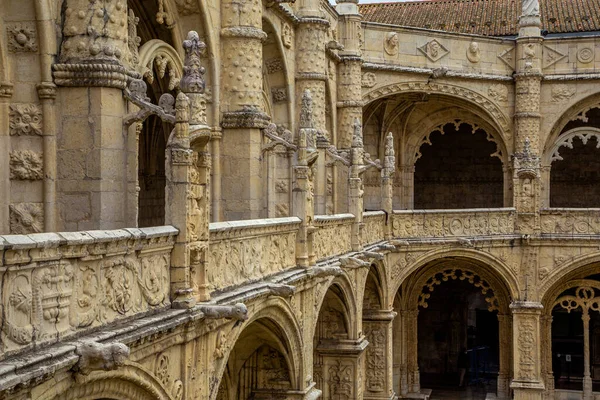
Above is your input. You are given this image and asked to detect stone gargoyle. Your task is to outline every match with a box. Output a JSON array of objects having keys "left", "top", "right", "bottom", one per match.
[{"left": 74, "top": 341, "right": 130, "bottom": 375}]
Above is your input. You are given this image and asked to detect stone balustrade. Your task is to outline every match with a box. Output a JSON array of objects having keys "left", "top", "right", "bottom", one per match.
[
  {"left": 541, "top": 208, "right": 600, "bottom": 235},
  {"left": 313, "top": 214, "right": 355, "bottom": 260},
  {"left": 361, "top": 211, "right": 387, "bottom": 246},
  {"left": 391, "top": 208, "right": 517, "bottom": 238},
  {"left": 208, "top": 218, "right": 301, "bottom": 292},
  {"left": 0, "top": 226, "right": 178, "bottom": 358}
]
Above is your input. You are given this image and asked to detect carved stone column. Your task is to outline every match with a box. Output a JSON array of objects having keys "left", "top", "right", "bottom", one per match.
[
  {"left": 0, "top": 84, "right": 12, "bottom": 233},
  {"left": 335, "top": 0, "right": 362, "bottom": 150},
  {"left": 52, "top": 0, "right": 139, "bottom": 230},
  {"left": 363, "top": 310, "right": 396, "bottom": 400},
  {"left": 405, "top": 310, "right": 420, "bottom": 394},
  {"left": 294, "top": 91, "right": 318, "bottom": 268},
  {"left": 513, "top": 0, "right": 543, "bottom": 234},
  {"left": 349, "top": 120, "right": 365, "bottom": 251},
  {"left": 220, "top": 0, "right": 269, "bottom": 220},
  {"left": 316, "top": 338, "right": 368, "bottom": 399},
  {"left": 497, "top": 313, "right": 513, "bottom": 399},
  {"left": 510, "top": 301, "right": 545, "bottom": 400},
  {"left": 540, "top": 315, "right": 554, "bottom": 400},
  {"left": 381, "top": 133, "right": 395, "bottom": 239}
]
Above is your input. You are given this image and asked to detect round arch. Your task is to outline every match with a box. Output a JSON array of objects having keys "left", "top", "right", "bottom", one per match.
[
  {"left": 390, "top": 248, "right": 520, "bottom": 307},
  {"left": 392, "top": 250, "right": 516, "bottom": 398},
  {"left": 38, "top": 362, "right": 174, "bottom": 400},
  {"left": 211, "top": 297, "right": 304, "bottom": 400},
  {"left": 314, "top": 273, "right": 360, "bottom": 339},
  {"left": 543, "top": 92, "right": 600, "bottom": 161},
  {"left": 406, "top": 108, "right": 509, "bottom": 168},
  {"left": 540, "top": 252, "right": 600, "bottom": 307},
  {"left": 362, "top": 81, "right": 511, "bottom": 143}
]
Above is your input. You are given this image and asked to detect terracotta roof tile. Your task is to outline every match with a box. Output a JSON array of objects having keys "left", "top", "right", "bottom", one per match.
[{"left": 359, "top": 0, "right": 600, "bottom": 36}]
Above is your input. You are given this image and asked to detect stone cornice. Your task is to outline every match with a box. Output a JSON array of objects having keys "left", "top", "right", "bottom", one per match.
[
  {"left": 362, "top": 62, "right": 514, "bottom": 82},
  {"left": 52, "top": 62, "right": 141, "bottom": 89},
  {"left": 209, "top": 217, "right": 302, "bottom": 241}
]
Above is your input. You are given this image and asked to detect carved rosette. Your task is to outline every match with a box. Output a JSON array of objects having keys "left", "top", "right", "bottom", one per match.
[
  {"left": 9, "top": 150, "right": 43, "bottom": 180},
  {"left": 9, "top": 203, "right": 44, "bottom": 234}
]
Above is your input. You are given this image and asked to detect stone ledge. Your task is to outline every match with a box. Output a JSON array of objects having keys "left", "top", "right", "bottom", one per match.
[{"left": 209, "top": 217, "right": 301, "bottom": 240}]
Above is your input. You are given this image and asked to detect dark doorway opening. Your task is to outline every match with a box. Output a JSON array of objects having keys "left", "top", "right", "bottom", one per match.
[{"left": 418, "top": 279, "right": 499, "bottom": 393}]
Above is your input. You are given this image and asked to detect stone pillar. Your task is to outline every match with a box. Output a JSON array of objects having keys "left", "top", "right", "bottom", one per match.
[
  {"left": 336, "top": 0, "right": 362, "bottom": 150},
  {"left": 513, "top": 0, "right": 543, "bottom": 234},
  {"left": 583, "top": 310, "right": 593, "bottom": 400},
  {"left": 165, "top": 31, "right": 211, "bottom": 306},
  {"left": 381, "top": 133, "right": 395, "bottom": 239},
  {"left": 220, "top": 0, "right": 269, "bottom": 220},
  {"left": 497, "top": 313, "right": 513, "bottom": 399},
  {"left": 294, "top": 91, "right": 318, "bottom": 268},
  {"left": 0, "top": 84, "right": 11, "bottom": 233},
  {"left": 349, "top": 120, "right": 364, "bottom": 251},
  {"left": 363, "top": 310, "right": 396, "bottom": 400},
  {"left": 540, "top": 315, "right": 554, "bottom": 400},
  {"left": 316, "top": 338, "right": 368, "bottom": 399},
  {"left": 405, "top": 310, "right": 420, "bottom": 394},
  {"left": 52, "top": 0, "right": 139, "bottom": 230},
  {"left": 510, "top": 301, "right": 545, "bottom": 400}
]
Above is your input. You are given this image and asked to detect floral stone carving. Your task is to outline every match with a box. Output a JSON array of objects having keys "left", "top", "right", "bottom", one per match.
[
  {"left": 7, "top": 23, "right": 38, "bottom": 52},
  {"left": 9, "top": 203, "right": 44, "bottom": 234},
  {"left": 10, "top": 150, "right": 43, "bottom": 180},
  {"left": 9, "top": 104, "right": 43, "bottom": 136}
]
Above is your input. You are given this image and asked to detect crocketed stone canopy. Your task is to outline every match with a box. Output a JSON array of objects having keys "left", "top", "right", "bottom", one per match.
[{"left": 359, "top": 0, "right": 600, "bottom": 36}]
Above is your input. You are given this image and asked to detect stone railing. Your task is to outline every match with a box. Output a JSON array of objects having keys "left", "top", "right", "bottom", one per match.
[
  {"left": 0, "top": 226, "right": 178, "bottom": 358},
  {"left": 313, "top": 214, "right": 354, "bottom": 260},
  {"left": 391, "top": 208, "right": 517, "bottom": 238},
  {"left": 208, "top": 217, "right": 301, "bottom": 292},
  {"left": 541, "top": 209, "right": 600, "bottom": 235},
  {"left": 361, "top": 211, "right": 387, "bottom": 246}
]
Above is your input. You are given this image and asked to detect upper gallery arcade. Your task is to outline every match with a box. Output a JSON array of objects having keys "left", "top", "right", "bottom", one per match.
[{"left": 2, "top": 0, "right": 600, "bottom": 400}]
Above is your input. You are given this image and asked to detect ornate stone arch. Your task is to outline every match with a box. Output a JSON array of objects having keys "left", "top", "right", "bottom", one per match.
[
  {"left": 38, "top": 362, "right": 174, "bottom": 400},
  {"left": 390, "top": 248, "right": 519, "bottom": 308},
  {"left": 360, "top": 261, "right": 389, "bottom": 311},
  {"left": 543, "top": 93, "right": 600, "bottom": 162},
  {"left": 138, "top": 40, "right": 184, "bottom": 91},
  {"left": 210, "top": 297, "right": 304, "bottom": 400},
  {"left": 362, "top": 81, "right": 511, "bottom": 142},
  {"left": 406, "top": 109, "right": 509, "bottom": 167},
  {"left": 539, "top": 252, "right": 600, "bottom": 304},
  {"left": 544, "top": 126, "right": 600, "bottom": 165},
  {"left": 313, "top": 273, "right": 360, "bottom": 339}
]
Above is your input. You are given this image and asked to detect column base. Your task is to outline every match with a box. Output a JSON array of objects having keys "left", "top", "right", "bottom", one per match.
[{"left": 399, "top": 388, "right": 432, "bottom": 400}]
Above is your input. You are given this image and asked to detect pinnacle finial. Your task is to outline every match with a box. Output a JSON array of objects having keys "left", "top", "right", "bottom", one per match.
[{"left": 180, "top": 31, "right": 206, "bottom": 93}]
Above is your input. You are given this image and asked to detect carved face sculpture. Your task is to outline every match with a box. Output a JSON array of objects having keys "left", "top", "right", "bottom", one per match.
[
  {"left": 384, "top": 32, "right": 399, "bottom": 56},
  {"left": 467, "top": 41, "right": 481, "bottom": 63},
  {"left": 428, "top": 41, "right": 440, "bottom": 57}
]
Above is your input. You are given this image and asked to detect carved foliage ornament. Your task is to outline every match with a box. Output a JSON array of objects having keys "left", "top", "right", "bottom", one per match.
[
  {"left": 9, "top": 203, "right": 43, "bottom": 234},
  {"left": 7, "top": 23, "right": 38, "bottom": 52},
  {"left": 9, "top": 104, "right": 42, "bottom": 136},
  {"left": 10, "top": 150, "right": 43, "bottom": 180},
  {"left": 180, "top": 31, "right": 206, "bottom": 94}
]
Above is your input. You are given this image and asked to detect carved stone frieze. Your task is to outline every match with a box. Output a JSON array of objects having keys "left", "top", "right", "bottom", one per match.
[
  {"left": 361, "top": 72, "right": 376, "bottom": 88},
  {"left": 551, "top": 84, "right": 575, "bottom": 102},
  {"left": 489, "top": 83, "right": 508, "bottom": 102},
  {"left": 9, "top": 150, "right": 43, "bottom": 180}
]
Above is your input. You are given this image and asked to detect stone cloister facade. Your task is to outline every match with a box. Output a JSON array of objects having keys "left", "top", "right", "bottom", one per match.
[{"left": 2, "top": 0, "right": 600, "bottom": 399}]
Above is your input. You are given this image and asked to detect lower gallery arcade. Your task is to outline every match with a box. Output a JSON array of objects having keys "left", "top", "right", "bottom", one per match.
[{"left": 206, "top": 255, "right": 600, "bottom": 400}]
